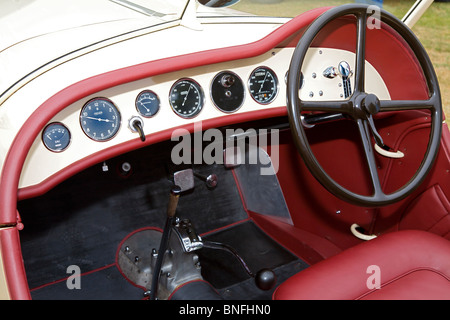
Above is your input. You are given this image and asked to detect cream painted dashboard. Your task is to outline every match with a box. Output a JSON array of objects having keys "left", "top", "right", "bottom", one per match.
[{"left": 20, "top": 47, "right": 390, "bottom": 189}]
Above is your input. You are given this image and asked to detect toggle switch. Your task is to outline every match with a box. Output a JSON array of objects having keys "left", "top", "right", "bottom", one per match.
[{"left": 129, "top": 116, "right": 146, "bottom": 142}]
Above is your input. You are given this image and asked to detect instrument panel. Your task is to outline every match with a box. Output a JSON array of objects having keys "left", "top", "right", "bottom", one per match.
[
  {"left": 24, "top": 47, "right": 389, "bottom": 189},
  {"left": 41, "top": 52, "right": 287, "bottom": 152}
]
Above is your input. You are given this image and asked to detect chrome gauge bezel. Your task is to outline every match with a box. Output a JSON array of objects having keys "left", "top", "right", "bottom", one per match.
[
  {"left": 42, "top": 122, "right": 71, "bottom": 152},
  {"left": 210, "top": 70, "right": 245, "bottom": 113},
  {"left": 135, "top": 90, "right": 160, "bottom": 118},
  {"left": 248, "top": 66, "right": 279, "bottom": 105},
  {"left": 169, "top": 78, "right": 204, "bottom": 119},
  {"left": 80, "top": 97, "right": 121, "bottom": 142}
]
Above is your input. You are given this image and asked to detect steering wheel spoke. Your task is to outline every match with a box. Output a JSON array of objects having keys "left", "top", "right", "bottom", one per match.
[
  {"left": 356, "top": 119, "right": 383, "bottom": 196},
  {"left": 379, "top": 97, "right": 436, "bottom": 112},
  {"left": 300, "top": 99, "right": 352, "bottom": 114},
  {"left": 354, "top": 11, "right": 368, "bottom": 93}
]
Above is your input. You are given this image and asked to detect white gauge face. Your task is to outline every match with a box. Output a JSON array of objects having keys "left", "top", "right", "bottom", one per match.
[
  {"left": 169, "top": 79, "right": 204, "bottom": 118},
  {"left": 80, "top": 98, "right": 121, "bottom": 141},
  {"left": 248, "top": 67, "right": 279, "bottom": 104}
]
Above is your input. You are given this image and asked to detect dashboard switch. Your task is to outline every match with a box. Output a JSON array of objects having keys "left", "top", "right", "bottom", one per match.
[{"left": 128, "top": 116, "right": 146, "bottom": 142}]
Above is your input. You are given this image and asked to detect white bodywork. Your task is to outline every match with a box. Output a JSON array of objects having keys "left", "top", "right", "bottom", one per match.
[{"left": 402, "top": 0, "right": 434, "bottom": 28}]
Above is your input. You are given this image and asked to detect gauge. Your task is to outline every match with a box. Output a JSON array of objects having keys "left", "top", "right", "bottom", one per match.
[
  {"left": 248, "top": 67, "right": 279, "bottom": 104},
  {"left": 169, "top": 78, "right": 204, "bottom": 118},
  {"left": 136, "top": 90, "right": 160, "bottom": 118},
  {"left": 80, "top": 98, "right": 121, "bottom": 141},
  {"left": 211, "top": 71, "right": 245, "bottom": 113},
  {"left": 42, "top": 122, "right": 71, "bottom": 152}
]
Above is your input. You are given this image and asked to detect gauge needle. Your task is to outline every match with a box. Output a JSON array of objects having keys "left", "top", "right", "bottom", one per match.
[
  {"left": 259, "top": 73, "right": 268, "bottom": 93},
  {"left": 182, "top": 85, "right": 192, "bottom": 107},
  {"left": 84, "top": 116, "right": 111, "bottom": 122},
  {"left": 139, "top": 102, "right": 150, "bottom": 112}
]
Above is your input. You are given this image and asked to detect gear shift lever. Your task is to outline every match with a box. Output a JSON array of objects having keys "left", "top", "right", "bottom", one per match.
[
  {"left": 202, "top": 241, "right": 277, "bottom": 291},
  {"left": 149, "top": 185, "right": 182, "bottom": 300}
]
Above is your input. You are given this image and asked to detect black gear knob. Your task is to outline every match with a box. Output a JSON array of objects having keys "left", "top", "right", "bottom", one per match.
[{"left": 255, "top": 268, "right": 276, "bottom": 291}]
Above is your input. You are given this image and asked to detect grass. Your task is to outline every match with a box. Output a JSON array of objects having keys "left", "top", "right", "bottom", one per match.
[{"left": 233, "top": 0, "right": 450, "bottom": 126}]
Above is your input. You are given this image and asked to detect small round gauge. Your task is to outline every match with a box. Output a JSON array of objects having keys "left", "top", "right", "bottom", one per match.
[
  {"left": 135, "top": 90, "right": 160, "bottom": 118},
  {"left": 42, "top": 122, "right": 71, "bottom": 152},
  {"left": 248, "top": 67, "right": 279, "bottom": 104},
  {"left": 80, "top": 98, "right": 121, "bottom": 141},
  {"left": 169, "top": 78, "right": 204, "bottom": 118},
  {"left": 211, "top": 71, "right": 245, "bottom": 113}
]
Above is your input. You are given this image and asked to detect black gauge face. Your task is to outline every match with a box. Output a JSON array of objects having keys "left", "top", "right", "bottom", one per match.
[
  {"left": 249, "top": 67, "right": 279, "bottom": 104},
  {"left": 136, "top": 90, "right": 160, "bottom": 118},
  {"left": 42, "top": 122, "right": 71, "bottom": 152},
  {"left": 169, "top": 79, "right": 204, "bottom": 118},
  {"left": 211, "top": 71, "right": 245, "bottom": 113},
  {"left": 80, "top": 98, "right": 121, "bottom": 141}
]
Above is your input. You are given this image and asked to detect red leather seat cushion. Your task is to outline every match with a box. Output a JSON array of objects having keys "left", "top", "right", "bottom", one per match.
[{"left": 273, "top": 230, "right": 450, "bottom": 300}]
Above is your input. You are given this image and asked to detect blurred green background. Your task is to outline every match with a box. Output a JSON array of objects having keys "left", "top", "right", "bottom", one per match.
[{"left": 233, "top": 0, "right": 450, "bottom": 125}]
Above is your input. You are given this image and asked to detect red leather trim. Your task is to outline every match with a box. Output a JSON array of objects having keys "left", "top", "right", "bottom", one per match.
[
  {"left": 249, "top": 212, "right": 341, "bottom": 265},
  {"left": 360, "top": 269, "right": 450, "bottom": 300},
  {"left": 273, "top": 230, "right": 450, "bottom": 300},
  {"left": 399, "top": 184, "right": 450, "bottom": 240},
  {"left": 0, "top": 228, "right": 31, "bottom": 300}
]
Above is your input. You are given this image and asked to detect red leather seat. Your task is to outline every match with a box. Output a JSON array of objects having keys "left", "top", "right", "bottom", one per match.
[{"left": 273, "top": 230, "right": 450, "bottom": 300}]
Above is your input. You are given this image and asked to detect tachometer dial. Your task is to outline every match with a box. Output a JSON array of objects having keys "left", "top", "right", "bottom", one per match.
[
  {"left": 169, "top": 79, "right": 204, "bottom": 118},
  {"left": 42, "top": 122, "right": 71, "bottom": 152},
  {"left": 80, "top": 98, "right": 121, "bottom": 141},
  {"left": 136, "top": 90, "right": 160, "bottom": 118},
  {"left": 248, "top": 67, "right": 279, "bottom": 104}
]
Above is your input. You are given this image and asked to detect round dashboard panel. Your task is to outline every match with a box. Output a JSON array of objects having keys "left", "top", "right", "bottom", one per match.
[
  {"left": 42, "top": 122, "right": 71, "bottom": 152},
  {"left": 136, "top": 90, "right": 160, "bottom": 118},
  {"left": 169, "top": 78, "right": 204, "bottom": 118},
  {"left": 248, "top": 67, "right": 279, "bottom": 104},
  {"left": 80, "top": 98, "right": 121, "bottom": 141},
  {"left": 211, "top": 71, "right": 245, "bottom": 113}
]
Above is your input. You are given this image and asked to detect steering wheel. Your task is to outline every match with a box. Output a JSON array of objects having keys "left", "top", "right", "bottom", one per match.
[{"left": 287, "top": 4, "right": 442, "bottom": 207}]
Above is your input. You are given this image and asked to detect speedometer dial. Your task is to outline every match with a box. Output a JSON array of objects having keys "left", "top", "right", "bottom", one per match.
[
  {"left": 80, "top": 98, "right": 121, "bottom": 141},
  {"left": 169, "top": 79, "right": 204, "bottom": 118},
  {"left": 248, "top": 67, "right": 279, "bottom": 104}
]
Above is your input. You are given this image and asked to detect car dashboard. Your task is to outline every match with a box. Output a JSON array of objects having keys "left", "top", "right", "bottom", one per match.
[{"left": 20, "top": 45, "right": 389, "bottom": 192}]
